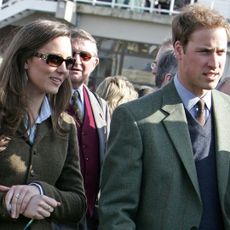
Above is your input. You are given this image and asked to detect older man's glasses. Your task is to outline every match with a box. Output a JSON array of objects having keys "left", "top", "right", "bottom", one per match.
[
  {"left": 73, "top": 51, "right": 93, "bottom": 61},
  {"left": 34, "top": 52, "right": 75, "bottom": 70}
]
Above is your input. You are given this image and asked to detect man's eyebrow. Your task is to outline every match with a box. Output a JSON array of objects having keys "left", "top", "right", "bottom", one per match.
[{"left": 196, "top": 47, "right": 226, "bottom": 52}]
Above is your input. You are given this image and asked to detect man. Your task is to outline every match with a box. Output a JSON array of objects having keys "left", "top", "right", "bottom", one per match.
[
  {"left": 99, "top": 4, "right": 230, "bottom": 229},
  {"left": 217, "top": 77, "right": 230, "bottom": 95},
  {"left": 155, "top": 49, "right": 177, "bottom": 88},
  {"left": 151, "top": 38, "right": 173, "bottom": 77},
  {"left": 68, "top": 29, "right": 110, "bottom": 230}
]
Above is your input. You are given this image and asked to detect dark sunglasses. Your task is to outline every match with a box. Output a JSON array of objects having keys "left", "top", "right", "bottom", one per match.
[
  {"left": 34, "top": 52, "right": 75, "bottom": 70},
  {"left": 73, "top": 51, "right": 93, "bottom": 61}
]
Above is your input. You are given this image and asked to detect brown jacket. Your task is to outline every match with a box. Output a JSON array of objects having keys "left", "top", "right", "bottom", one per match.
[{"left": 0, "top": 113, "right": 87, "bottom": 230}]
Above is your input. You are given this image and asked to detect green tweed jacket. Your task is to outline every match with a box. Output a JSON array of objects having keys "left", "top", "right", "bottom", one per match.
[
  {"left": 98, "top": 81, "right": 230, "bottom": 230},
  {"left": 0, "top": 113, "right": 87, "bottom": 230}
]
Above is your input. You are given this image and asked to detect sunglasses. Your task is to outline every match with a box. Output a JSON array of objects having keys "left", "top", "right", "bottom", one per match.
[
  {"left": 73, "top": 51, "right": 93, "bottom": 61},
  {"left": 34, "top": 52, "right": 75, "bottom": 70}
]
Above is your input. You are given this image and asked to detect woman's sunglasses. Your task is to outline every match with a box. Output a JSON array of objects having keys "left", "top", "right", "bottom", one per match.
[
  {"left": 73, "top": 51, "right": 93, "bottom": 62},
  {"left": 34, "top": 52, "right": 76, "bottom": 70}
]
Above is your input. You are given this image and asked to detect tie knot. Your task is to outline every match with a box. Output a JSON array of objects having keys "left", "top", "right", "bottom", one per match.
[
  {"left": 72, "top": 90, "right": 80, "bottom": 101},
  {"left": 197, "top": 99, "right": 205, "bottom": 112}
]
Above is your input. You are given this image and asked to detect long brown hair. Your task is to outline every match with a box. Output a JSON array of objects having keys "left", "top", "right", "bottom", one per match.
[{"left": 0, "top": 19, "right": 72, "bottom": 137}]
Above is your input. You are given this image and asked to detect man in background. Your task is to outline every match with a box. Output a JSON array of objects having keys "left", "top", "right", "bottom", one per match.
[
  {"left": 68, "top": 28, "right": 110, "bottom": 230},
  {"left": 151, "top": 38, "right": 173, "bottom": 77},
  {"left": 217, "top": 77, "right": 230, "bottom": 95},
  {"left": 155, "top": 49, "right": 177, "bottom": 88}
]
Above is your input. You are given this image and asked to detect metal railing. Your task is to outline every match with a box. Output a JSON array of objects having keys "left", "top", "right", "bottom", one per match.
[
  {"left": 0, "top": 0, "right": 195, "bottom": 15},
  {"left": 75, "top": 0, "right": 197, "bottom": 15},
  {"left": 1, "top": 0, "right": 229, "bottom": 19}
]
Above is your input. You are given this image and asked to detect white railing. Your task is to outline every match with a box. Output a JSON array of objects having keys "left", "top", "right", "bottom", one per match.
[
  {"left": 1, "top": 0, "right": 230, "bottom": 19},
  {"left": 74, "top": 0, "right": 186, "bottom": 15},
  {"left": 0, "top": 0, "right": 193, "bottom": 16}
]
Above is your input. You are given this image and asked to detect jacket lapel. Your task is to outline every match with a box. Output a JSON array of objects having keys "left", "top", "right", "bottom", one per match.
[
  {"left": 83, "top": 85, "right": 107, "bottom": 166},
  {"left": 212, "top": 90, "right": 230, "bottom": 204},
  {"left": 84, "top": 85, "right": 106, "bottom": 128},
  {"left": 161, "top": 82, "right": 201, "bottom": 198}
]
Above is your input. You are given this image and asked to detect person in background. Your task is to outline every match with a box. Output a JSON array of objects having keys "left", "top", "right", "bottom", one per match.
[
  {"left": 96, "top": 75, "right": 138, "bottom": 116},
  {"left": 217, "top": 77, "right": 230, "bottom": 95},
  {"left": 98, "top": 4, "right": 230, "bottom": 229},
  {"left": 0, "top": 19, "right": 86, "bottom": 229},
  {"left": 137, "top": 85, "right": 155, "bottom": 97},
  {"left": 68, "top": 28, "right": 110, "bottom": 230},
  {"left": 155, "top": 49, "right": 177, "bottom": 88},
  {"left": 157, "top": 0, "right": 170, "bottom": 13},
  {"left": 151, "top": 38, "right": 173, "bottom": 77}
]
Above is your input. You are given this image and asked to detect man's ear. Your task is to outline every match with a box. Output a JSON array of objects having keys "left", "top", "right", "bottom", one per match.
[
  {"left": 174, "top": 41, "right": 184, "bottom": 60},
  {"left": 91, "top": 57, "right": 99, "bottom": 72},
  {"left": 94, "top": 57, "right": 99, "bottom": 67},
  {"left": 162, "top": 73, "right": 173, "bottom": 87},
  {"left": 165, "top": 73, "right": 173, "bottom": 82}
]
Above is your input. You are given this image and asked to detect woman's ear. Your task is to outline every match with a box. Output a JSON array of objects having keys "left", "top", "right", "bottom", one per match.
[{"left": 24, "top": 62, "right": 28, "bottom": 70}]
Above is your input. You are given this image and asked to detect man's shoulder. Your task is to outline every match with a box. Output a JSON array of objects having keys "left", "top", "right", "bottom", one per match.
[
  {"left": 83, "top": 84, "right": 107, "bottom": 107},
  {"left": 116, "top": 83, "right": 177, "bottom": 120},
  {"left": 116, "top": 89, "right": 162, "bottom": 117},
  {"left": 213, "top": 89, "right": 230, "bottom": 102}
]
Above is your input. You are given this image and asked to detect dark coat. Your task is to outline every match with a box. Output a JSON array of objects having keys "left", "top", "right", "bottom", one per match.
[{"left": 99, "top": 81, "right": 230, "bottom": 230}]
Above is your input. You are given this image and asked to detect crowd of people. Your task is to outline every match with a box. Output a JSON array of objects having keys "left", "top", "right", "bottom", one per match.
[{"left": 1, "top": 2, "right": 230, "bottom": 230}]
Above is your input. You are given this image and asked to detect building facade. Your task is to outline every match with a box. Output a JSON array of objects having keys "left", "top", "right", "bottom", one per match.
[{"left": 0, "top": 0, "right": 230, "bottom": 88}]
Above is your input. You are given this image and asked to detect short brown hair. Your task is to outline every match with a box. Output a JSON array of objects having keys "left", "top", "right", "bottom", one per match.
[{"left": 172, "top": 4, "right": 230, "bottom": 49}]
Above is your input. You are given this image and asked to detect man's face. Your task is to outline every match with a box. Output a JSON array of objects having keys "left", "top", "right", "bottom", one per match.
[
  {"left": 175, "top": 27, "right": 228, "bottom": 96},
  {"left": 151, "top": 43, "right": 173, "bottom": 79},
  {"left": 151, "top": 46, "right": 170, "bottom": 76},
  {"left": 70, "top": 39, "right": 99, "bottom": 89}
]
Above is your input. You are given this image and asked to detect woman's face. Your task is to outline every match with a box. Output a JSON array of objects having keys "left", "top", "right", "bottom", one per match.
[{"left": 25, "top": 36, "right": 73, "bottom": 97}]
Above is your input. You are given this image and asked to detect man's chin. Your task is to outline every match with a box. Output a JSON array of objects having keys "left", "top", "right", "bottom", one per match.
[{"left": 70, "top": 77, "right": 84, "bottom": 88}]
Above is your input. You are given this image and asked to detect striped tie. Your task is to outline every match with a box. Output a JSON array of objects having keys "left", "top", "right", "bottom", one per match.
[{"left": 72, "top": 90, "right": 83, "bottom": 122}]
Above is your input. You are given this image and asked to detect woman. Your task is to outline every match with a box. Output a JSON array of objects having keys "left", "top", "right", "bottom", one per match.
[
  {"left": 96, "top": 75, "right": 138, "bottom": 116},
  {"left": 0, "top": 19, "right": 86, "bottom": 229}
]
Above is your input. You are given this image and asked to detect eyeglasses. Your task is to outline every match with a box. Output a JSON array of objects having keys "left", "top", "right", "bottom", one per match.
[
  {"left": 73, "top": 51, "right": 93, "bottom": 62},
  {"left": 151, "top": 61, "right": 157, "bottom": 70},
  {"left": 34, "top": 52, "right": 75, "bottom": 70}
]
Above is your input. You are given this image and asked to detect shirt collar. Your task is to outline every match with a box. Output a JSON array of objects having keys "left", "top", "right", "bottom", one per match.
[
  {"left": 35, "top": 96, "right": 52, "bottom": 124},
  {"left": 174, "top": 74, "right": 212, "bottom": 112},
  {"left": 25, "top": 96, "right": 51, "bottom": 144}
]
